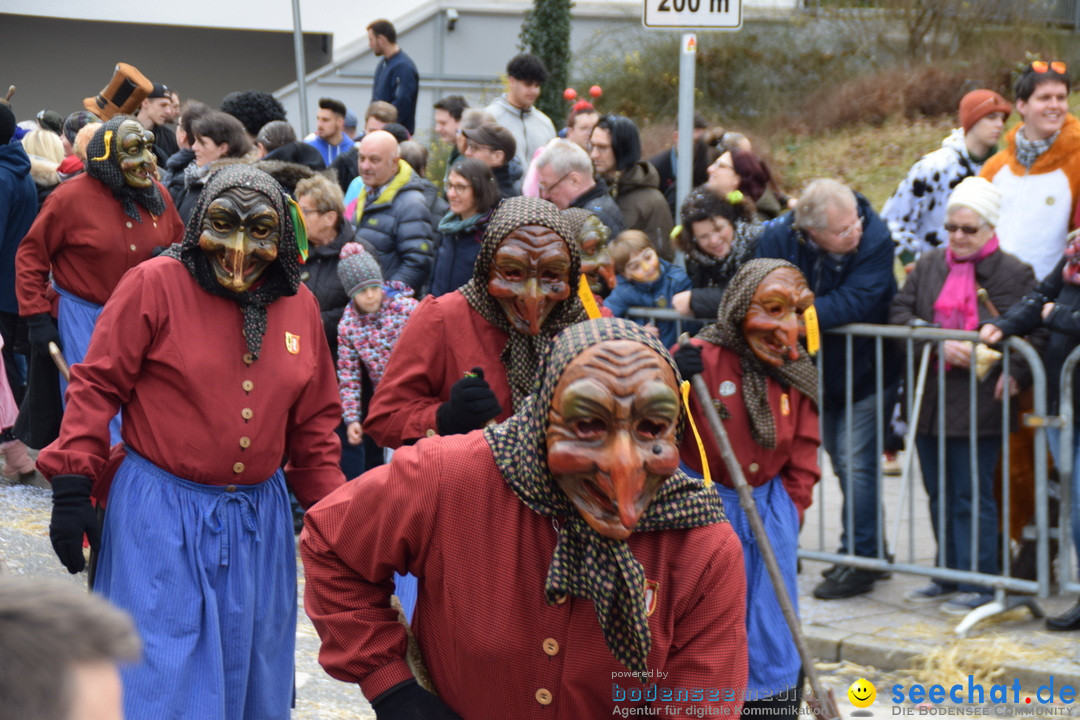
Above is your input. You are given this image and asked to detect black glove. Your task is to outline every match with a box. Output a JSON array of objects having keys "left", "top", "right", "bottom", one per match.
[
  {"left": 673, "top": 343, "right": 704, "bottom": 379},
  {"left": 372, "top": 679, "right": 462, "bottom": 720},
  {"left": 49, "top": 474, "right": 100, "bottom": 574},
  {"left": 27, "top": 312, "right": 61, "bottom": 355},
  {"left": 436, "top": 367, "right": 502, "bottom": 436}
]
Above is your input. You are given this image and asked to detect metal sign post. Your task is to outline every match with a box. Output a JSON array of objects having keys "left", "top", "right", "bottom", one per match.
[
  {"left": 291, "top": 0, "right": 309, "bottom": 138},
  {"left": 676, "top": 34, "right": 696, "bottom": 215},
  {"left": 643, "top": 0, "right": 742, "bottom": 217}
]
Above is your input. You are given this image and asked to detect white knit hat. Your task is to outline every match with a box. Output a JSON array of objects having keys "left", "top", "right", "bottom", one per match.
[{"left": 946, "top": 176, "right": 1002, "bottom": 227}]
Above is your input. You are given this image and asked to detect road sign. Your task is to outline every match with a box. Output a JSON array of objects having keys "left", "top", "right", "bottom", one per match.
[{"left": 643, "top": 0, "right": 742, "bottom": 29}]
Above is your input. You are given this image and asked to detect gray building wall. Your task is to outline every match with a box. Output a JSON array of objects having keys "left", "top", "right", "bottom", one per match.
[
  {"left": 274, "top": 3, "right": 643, "bottom": 143},
  {"left": 0, "top": 14, "right": 329, "bottom": 125}
]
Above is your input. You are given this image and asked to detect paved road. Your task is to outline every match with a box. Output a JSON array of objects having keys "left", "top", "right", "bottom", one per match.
[
  {"left": 0, "top": 479, "right": 374, "bottom": 719},
  {"left": 1, "top": 473, "right": 906, "bottom": 717}
]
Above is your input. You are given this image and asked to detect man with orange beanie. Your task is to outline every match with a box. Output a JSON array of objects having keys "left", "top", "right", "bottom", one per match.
[{"left": 883, "top": 89, "right": 1011, "bottom": 264}]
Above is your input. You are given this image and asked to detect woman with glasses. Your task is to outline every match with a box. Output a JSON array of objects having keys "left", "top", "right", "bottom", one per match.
[
  {"left": 429, "top": 157, "right": 500, "bottom": 297},
  {"left": 671, "top": 187, "right": 763, "bottom": 320},
  {"left": 890, "top": 177, "right": 1037, "bottom": 615}
]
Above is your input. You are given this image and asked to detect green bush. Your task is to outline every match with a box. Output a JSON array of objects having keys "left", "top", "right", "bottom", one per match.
[{"left": 520, "top": 0, "right": 573, "bottom": 121}]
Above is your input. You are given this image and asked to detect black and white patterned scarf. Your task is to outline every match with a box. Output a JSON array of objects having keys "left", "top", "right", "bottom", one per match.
[
  {"left": 1015, "top": 126, "right": 1059, "bottom": 169},
  {"left": 697, "top": 259, "right": 818, "bottom": 448},
  {"left": 485, "top": 317, "right": 726, "bottom": 679},
  {"left": 161, "top": 165, "right": 302, "bottom": 360},
  {"left": 459, "top": 196, "right": 588, "bottom": 410}
]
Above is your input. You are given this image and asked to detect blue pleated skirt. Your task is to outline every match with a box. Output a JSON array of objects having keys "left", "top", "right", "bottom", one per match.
[
  {"left": 94, "top": 448, "right": 296, "bottom": 720},
  {"left": 54, "top": 283, "right": 121, "bottom": 445},
  {"left": 682, "top": 466, "right": 802, "bottom": 700}
]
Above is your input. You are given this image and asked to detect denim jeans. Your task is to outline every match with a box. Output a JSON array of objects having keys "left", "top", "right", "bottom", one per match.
[
  {"left": 1047, "top": 427, "right": 1080, "bottom": 576},
  {"left": 821, "top": 390, "right": 887, "bottom": 559},
  {"left": 915, "top": 434, "right": 1000, "bottom": 593}
]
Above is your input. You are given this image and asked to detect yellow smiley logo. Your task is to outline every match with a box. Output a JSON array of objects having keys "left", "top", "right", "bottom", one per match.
[{"left": 848, "top": 678, "right": 876, "bottom": 708}]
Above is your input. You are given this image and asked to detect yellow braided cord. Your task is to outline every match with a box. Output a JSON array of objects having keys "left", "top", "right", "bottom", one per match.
[
  {"left": 680, "top": 381, "right": 711, "bottom": 487},
  {"left": 90, "top": 131, "right": 112, "bottom": 162}
]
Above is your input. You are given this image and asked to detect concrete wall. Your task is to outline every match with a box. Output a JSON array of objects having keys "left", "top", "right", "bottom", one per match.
[
  {"left": 274, "top": 2, "right": 651, "bottom": 144},
  {"left": 0, "top": 14, "right": 330, "bottom": 125}
]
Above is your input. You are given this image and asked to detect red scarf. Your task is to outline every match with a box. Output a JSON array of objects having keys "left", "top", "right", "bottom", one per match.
[{"left": 933, "top": 236, "right": 999, "bottom": 330}]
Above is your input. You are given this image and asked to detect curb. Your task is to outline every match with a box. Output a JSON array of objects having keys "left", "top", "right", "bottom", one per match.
[{"left": 804, "top": 624, "right": 1080, "bottom": 689}]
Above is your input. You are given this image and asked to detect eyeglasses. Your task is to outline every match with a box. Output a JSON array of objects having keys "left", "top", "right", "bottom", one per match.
[
  {"left": 538, "top": 172, "right": 572, "bottom": 195},
  {"left": 1032, "top": 60, "right": 1067, "bottom": 74},
  {"left": 466, "top": 139, "right": 496, "bottom": 153},
  {"left": 830, "top": 216, "right": 862, "bottom": 239},
  {"left": 711, "top": 161, "right": 735, "bottom": 172},
  {"left": 445, "top": 182, "right": 472, "bottom": 194},
  {"left": 944, "top": 222, "right": 983, "bottom": 235}
]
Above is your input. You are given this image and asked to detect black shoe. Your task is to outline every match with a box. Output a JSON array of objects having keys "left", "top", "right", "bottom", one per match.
[
  {"left": 813, "top": 566, "right": 878, "bottom": 600},
  {"left": 821, "top": 563, "right": 843, "bottom": 580},
  {"left": 1046, "top": 599, "right": 1080, "bottom": 631},
  {"left": 822, "top": 553, "right": 893, "bottom": 580}
]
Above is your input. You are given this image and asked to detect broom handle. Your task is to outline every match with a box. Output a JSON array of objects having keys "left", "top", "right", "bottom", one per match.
[{"left": 680, "top": 339, "right": 839, "bottom": 718}]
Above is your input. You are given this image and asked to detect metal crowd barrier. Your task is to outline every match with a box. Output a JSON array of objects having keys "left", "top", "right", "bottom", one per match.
[
  {"left": 800, "top": 324, "right": 1050, "bottom": 632},
  {"left": 624, "top": 306, "right": 1064, "bottom": 630},
  {"left": 622, "top": 306, "right": 695, "bottom": 342},
  {"left": 1057, "top": 345, "right": 1080, "bottom": 596}
]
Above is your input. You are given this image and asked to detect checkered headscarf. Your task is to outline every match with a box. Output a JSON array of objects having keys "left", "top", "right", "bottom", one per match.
[
  {"left": 486, "top": 317, "right": 726, "bottom": 679},
  {"left": 698, "top": 259, "right": 818, "bottom": 448},
  {"left": 162, "top": 165, "right": 302, "bottom": 360},
  {"left": 84, "top": 116, "right": 167, "bottom": 222},
  {"left": 459, "top": 196, "right": 587, "bottom": 410}
]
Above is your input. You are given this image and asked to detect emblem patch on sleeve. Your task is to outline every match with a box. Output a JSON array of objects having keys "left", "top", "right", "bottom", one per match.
[
  {"left": 285, "top": 332, "right": 300, "bottom": 354},
  {"left": 644, "top": 579, "right": 659, "bottom": 617}
]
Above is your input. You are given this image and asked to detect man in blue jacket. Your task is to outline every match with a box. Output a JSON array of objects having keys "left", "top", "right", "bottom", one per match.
[
  {"left": 368, "top": 19, "right": 419, "bottom": 135},
  {"left": 756, "top": 178, "right": 898, "bottom": 599}
]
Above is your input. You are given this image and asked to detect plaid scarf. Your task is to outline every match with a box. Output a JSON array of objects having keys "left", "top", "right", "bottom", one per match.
[
  {"left": 1014, "top": 126, "right": 1059, "bottom": 169},
  {"left": 486, "top": 317, "right": 726, "bottom": 679},
  {"left": 697, "top": 259, "right": 818, "bottom": 448},
  {"left": 84, "top": 115, "right": 167, "bottom": 222},
  {"left": 459, "top": 196, "right": 588, "bottom": 410},
  {"left": 162, "top": 165, "right": 302, "bottom": 360}
]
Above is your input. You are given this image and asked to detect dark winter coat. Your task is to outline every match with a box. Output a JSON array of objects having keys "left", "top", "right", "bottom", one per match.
[
  {"left": 162, "top": 148, "right": 194, "bottom": 197},
  {"left": 993, "top": 256, "right": 1079, "bottom": 415},
  {"left": 301, "top": 223, "right": 370, "bottom": 357},
  {"left": 570, "top": 179, "right": 625, "bottom": 237},
  {"left": 494, "top": 159, "right": 524, "bottom": 199},
  {"left": 889, "top": 246, "right": 1037, "bottom": 435},
  {"left": 429, "top": 210, "right": 492, "bottom": 298},
  {"left": 352, "top": 167, "right": 434, "bottom": 291},
  {"left": 0, "top": 141, "right": 36, "bottom": 314},
  {"left": 610, "top": 161, "right": 675, "bottom": 259},
  {"left": 755, "top": 193, "right": 899, "bottom": 405}
]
